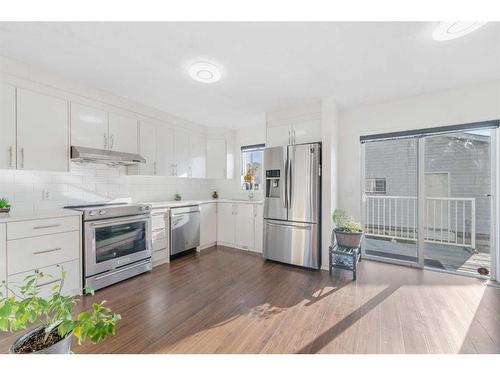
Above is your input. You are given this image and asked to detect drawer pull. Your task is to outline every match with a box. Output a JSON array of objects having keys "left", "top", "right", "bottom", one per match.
[
  {"left": 32, "top": 224, "right": 62, "bottom": 230},
  {"left": 37, "top": 278, "right": 62, "bottom": 288},
  {"left": 33, "top": 247, "right": 62, "bottom": 255}
]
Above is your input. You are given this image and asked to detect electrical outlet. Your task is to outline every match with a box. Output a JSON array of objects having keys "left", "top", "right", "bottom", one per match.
[{"left": 42, "top": 189, "right": 51, "bottom": 200}]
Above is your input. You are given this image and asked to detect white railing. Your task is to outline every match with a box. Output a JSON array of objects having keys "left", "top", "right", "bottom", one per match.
[{"left": 364, "top": 195, "right": 476, "bottom": 249}]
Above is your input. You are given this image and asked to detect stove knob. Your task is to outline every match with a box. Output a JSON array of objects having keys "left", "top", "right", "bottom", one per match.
[
  {"left": 89, "top": 210, "right": 97, "bottom": 217},
  {"left": 99, "top": 210, "right": 106, "bottom": 215}
]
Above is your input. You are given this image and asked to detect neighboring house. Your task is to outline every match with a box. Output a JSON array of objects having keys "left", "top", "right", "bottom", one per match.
[{"left": 364, "top": 132, "right": 491, "bottom": 240}]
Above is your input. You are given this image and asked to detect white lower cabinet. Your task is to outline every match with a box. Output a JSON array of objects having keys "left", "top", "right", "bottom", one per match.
[
  {"left": 1, "top": 214, "right": 82, "bottom": 298},
  {"left": 216, "top": 202, "right": 263, "bottom": 251},
  {"left": 151, "top": 208, "right": 170, "bottom": 266},
  {"left": 200, "top": 203, "right": 217, "bottom": 249}
]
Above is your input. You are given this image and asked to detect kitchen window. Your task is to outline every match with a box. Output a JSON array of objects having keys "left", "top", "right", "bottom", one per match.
[
  {"left": 241, "top": 144, "right": 265, "bottom": 190},
  {"left": 365, "top": 177, "right": 387, "bottom": 194}
]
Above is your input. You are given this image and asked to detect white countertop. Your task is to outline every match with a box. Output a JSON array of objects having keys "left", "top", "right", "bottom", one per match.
[
  {"left": 142, "top": 198, "right": 264, "bottom": 209},
  {"left": 0, "top": 208, "right": 83, "bottom": 223}
]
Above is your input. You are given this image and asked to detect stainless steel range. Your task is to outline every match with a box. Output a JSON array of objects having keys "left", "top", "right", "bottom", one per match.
[{"left": 65, "top": 203, "right": 153, "bottom": 291}]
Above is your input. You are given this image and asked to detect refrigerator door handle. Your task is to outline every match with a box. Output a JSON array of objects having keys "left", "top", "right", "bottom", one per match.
[
  {"left": 287, "top": 149, "right": 293, "bottom": 209},
  {"left": 283, "top": 158, "right": 288, "bottom": 209},
  {"left": 266, "top": 221, "right": 312, "bottom": 230}
]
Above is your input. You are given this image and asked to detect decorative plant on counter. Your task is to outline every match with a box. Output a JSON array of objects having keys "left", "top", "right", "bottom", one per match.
[
  {"left": 174, "top": 192, "right": 182, "bottom": 201},
  {"left": 0, "top": 197, "right": 11, "bottom": 213},
  {"left": 0, "top": 266, "right": 121, "bottom": 354},
  {"left": 332, "top": 209, "right": 363, "bottom": 248}
]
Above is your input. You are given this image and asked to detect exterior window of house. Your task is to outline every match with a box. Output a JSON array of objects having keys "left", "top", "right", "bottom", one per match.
[
  {"left": 365, "top": 178, "right": 387, "bottom": 194},
  {"left": 241, "top": 144, "right": 265, "bottom": 191}
]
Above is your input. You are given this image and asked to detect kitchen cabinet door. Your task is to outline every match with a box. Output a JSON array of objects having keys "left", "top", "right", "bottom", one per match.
[
  {"left": 190, "top": 134, "right": 206, "bottom": 178},
  {"left": 174, "top": 129, "right": 190, "bottom": 177},
  {"left": 0, "top": 83, "right": 16, "bottom": 169},
  {"left": 217, "top": 202, "right": 235, "bottom": 245},
  {"left": 200, "top": 203, "right": 217, "bottom": 248},
  {"left": 206, "top": 138, "right": 226, "bottom": 179},
  {"left": 156, "top": 126, "right": 175, "bottom": 176},
  {"left": 138, "top": 121, "right": 157, "bottom": 175},
  {"left": 253, "top": 204, "right": 264, "bottom": 252},
  {"left": 292, "top": 119, "right": 321, "bottom": 144},
  {"left": 234, "top": 204, "right": 254, "bottom": 250},
  {"left": 266, "top": 124, "right": 292, "bottom": 147},
  {"left": 17, "top": 89, "right": 69, "bottom": 172},
  {"left": 70, "top": 102, "right": 108, "bottom": 150},
  {"left": 108, "top": 113, "right": 138, "bottom": 154}
]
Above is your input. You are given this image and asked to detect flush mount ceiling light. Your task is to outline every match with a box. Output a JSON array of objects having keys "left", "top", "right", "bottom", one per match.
[
  {"left": 188, "top": 61, "right": 221, "bottom": 83},
  {"left": 432, "top": 21, "right": 487, "bottom": 41}
]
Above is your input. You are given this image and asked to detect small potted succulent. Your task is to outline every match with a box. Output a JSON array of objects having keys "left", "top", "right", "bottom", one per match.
[
  {"left": 0, "top": 197, "right": 11, "bottom": 213},
  {"left": 174, "top": 192, "right": 182, "bottom": 201},
  {"left": 0, "top": 267, "right": 121, "bottom": 354},
  {"left": 332, "top": 209, "right": 363, "bottom": 248}
]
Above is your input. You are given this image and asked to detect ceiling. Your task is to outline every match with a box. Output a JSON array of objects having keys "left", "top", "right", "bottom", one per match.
[{"left": 0, "top": 22, "right": 499, "bottom": 129}]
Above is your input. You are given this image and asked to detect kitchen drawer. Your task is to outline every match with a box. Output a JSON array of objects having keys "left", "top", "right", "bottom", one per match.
[
  {"left": 7, "top": 231, "right": 80, "bottom": 275},
  {"left": 8, "top": 259, "right": 80, "bottom": 299},
  {"left": 7, "top": 216, "right": 80, "bottom": 240},
  {"left": 152, "top": 214, "right": 167, "bottom": 231},
  {"left": 153, "top": 236, "right": 167, "bottom": 251},
  {"left": 152, "top": 249, "right": 169, "bottom": 264}
]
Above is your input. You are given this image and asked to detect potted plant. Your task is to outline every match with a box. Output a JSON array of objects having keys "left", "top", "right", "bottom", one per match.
[
  {"left": 174, "top": 192, "right": 182, "bottom": 201},
  {"left": 0, "top": 267, "right": 121, "bottom": 354},
  {"left": 332, "top": 209, "right": 363, "bottom": 248},
  {"left": 0, "top": 197, "right": 11, "bottom": 213}
]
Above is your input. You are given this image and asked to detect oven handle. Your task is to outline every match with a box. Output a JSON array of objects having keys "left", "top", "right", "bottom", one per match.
[{"left": 88, "top": 214, "right": 151, "bottom": 227}]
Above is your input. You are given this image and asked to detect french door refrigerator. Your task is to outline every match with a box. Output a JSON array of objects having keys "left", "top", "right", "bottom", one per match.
[{"left": 263, "top": 142, "right": 321, "bottom": 269}]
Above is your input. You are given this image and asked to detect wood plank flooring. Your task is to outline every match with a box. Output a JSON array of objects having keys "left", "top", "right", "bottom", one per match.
[{"left": 1, "top": 245, "right": 499, "bottom": 354}]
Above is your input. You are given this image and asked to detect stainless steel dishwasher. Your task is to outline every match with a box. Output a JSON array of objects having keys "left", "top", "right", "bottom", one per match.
[{"left": 170, "top": 205, "right": 200, "bottom": 256}]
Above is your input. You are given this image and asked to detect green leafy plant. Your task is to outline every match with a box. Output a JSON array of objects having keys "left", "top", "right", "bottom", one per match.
[
  {"left": 332, "top": 209, "right": 362, "bottom": 233},
  {"left": 0, "top": 197, "right": 11, "bottom": 209},
  {"left": 174, "top": 192, "right": 182, "bottom": 201},
  {"left": 0, "top": 266, "right": 121, "bottom": 353}
]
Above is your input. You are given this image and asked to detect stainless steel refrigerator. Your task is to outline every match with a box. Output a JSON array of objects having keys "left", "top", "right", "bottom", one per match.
[{"left": 263, "top": 142, "right": 321, "bottom": 269}]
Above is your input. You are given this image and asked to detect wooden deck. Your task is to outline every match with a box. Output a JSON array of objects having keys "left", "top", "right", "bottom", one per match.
[{"left": 1, "top": 245, "right": 499, "bottom": 354}]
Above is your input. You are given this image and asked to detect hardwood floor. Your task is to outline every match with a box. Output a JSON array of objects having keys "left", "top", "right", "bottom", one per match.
[{"left": 1, "top": 245, "right": 500, "bottom": 354}]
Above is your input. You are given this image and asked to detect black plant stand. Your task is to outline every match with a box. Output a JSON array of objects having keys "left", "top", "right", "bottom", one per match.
[{"left": 329, "top": 244, "right": 361, "bottom": 280}]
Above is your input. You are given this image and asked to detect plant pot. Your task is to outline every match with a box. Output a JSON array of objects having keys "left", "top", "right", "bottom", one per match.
[
  {"left": 0, "top": 208, "right": 10, "bottom": 213},
  {"left": 9, "top": 325, "right": 72, "bottom": 354},
  {"left": 334, "top": 229, "right": 363, "bottom": 248}
]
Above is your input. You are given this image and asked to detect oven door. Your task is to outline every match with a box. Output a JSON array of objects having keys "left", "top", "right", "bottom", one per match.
[{"left": 84, "top": 215, "right": 152, "bottom": 277}]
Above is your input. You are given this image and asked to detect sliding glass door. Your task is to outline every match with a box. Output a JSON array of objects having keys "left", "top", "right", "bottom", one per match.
[
  {"left": 422, "top": 130, "right": 492, "bottom": 276},
  {"left": 362, "top": 137, "right": 419, "bottom": 265},
  {"left": 361, "top": 125, "right": 496, "bottom": 278}
]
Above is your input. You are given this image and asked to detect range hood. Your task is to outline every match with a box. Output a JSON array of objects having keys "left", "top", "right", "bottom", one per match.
[{"left": 70, "top": 146, "right": 146, "bottom": 166}]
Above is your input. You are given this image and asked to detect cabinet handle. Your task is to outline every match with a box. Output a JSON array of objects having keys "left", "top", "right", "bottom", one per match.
[
  {"left": 104, "top": 134, "right": 108, "bottom": 149},
  {"left": 19, "top": 147, "right": 24, "bottom": 169},
  {"left": 8, "top": 146, "right": 13, "bottom": 168},
  {"left": 288, "top": 130, "right": 291, "bottom": 145},
  {"left": 32, "top": 223, "right": 61, "bottom": 230},
  {"left": 33, "top": 247, "right": 62, "bottom": 255},
  {"left": 153, "top": 161, "right": 157, "bottom": 175},
  {"left": 37, "top": 278, "right": 62, "bottom": 288},
  {"left": 110, "top": 134, "right": 114, "bottom": 150},
  {"left": 293, "top": 130, "right": 296, "bottom": 144}
]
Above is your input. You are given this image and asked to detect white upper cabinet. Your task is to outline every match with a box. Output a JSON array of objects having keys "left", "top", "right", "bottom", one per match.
[
  {"left": 70, "top": 102, "right": 108, "bottom": 149},
  {"left": 234, "top": 204, "right": 254, "bottom": 249},
  {"left": 157, "top": 126, "right": 175, "bottom": 176},
  {"left": 0, "top": 83, "right": 16, "bottom": 169},
  {"left": 108, "top": 113, "right": 138, "bottom": 154},
  {"left": 292, "top": 119, "right": 321, "bottom": 144},
  {"left": 190, "top": 134, "right": 206, "bottom": 178},
  {"left": 266, "top": 124, "right": 292, "bottom": 147},
  {"left": 138, "top": 121, "right": 158, "bottom": 175},
  {"left": 174, "top": 129, "right": 190, "bottom": 177},
  {"left": 17, "top": 89, "right": 69, "bottom": 172},
  {"left": 206, "top": 138, "right": 226, "bottom": 179}
]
